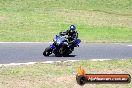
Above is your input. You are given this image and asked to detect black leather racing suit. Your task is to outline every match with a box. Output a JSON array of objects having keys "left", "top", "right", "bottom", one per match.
[{"left": 59, "top": 29, "right": 78, "bottom": 47}]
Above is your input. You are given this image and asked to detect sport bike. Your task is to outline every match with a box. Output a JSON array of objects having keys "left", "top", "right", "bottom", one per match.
[{"left": 43, "top": 34, "right": 81, "bottom": 57}]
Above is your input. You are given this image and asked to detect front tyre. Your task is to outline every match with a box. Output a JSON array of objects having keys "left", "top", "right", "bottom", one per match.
[{"left": 43, "top": 47, "right": 52, "bottom": 56}]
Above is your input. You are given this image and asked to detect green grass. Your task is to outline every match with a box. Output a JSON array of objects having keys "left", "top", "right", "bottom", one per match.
[
  {"left": 0, "top": 0, "right": 132, "bottom": 42},
  {"left": 0, "top": 59, "right": 132, "bottom": 88}
]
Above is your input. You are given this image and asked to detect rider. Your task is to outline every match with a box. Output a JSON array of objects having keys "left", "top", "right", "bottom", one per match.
[{"left": 59, "top": 25, "right": 78, "bottom": 49}]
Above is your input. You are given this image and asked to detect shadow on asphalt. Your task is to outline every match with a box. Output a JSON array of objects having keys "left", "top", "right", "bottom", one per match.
[{"left": 45, "top": 55, "right": 76, "bottom": 57}]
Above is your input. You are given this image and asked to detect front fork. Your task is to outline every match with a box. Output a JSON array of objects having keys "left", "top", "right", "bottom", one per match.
[{"left": 50, "top": 43, "right": 61, "bottom": 54}]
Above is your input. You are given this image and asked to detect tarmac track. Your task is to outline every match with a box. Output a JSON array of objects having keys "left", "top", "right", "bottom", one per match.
[{"left": 0, "top": 43, "right": 132, "bottom": 64}]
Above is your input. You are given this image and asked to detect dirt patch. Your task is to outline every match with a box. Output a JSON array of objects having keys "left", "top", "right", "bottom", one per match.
[
  {"left": 93, "top": 68, "right": 132, "bottom": 74},
  {"left": 0, "top": 16, "right": 6, "bottom": 21},
  {"left": 44, "top": 68, "right": 132, "bottom": 88},
  {"left": 0, "top": 68, "right": 131, "bottom": 88},
  {"left": 56, "top": 9, "right": 132, "bottom": 27},
  {"left": 1, "top": 78, "right": 32, "bottom": 88}
]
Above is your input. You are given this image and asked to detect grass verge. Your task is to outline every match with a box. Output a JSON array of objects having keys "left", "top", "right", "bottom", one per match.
[
  {"left": 0, "top": 0, "right": 132, "bottom": 42},
  {"left": 0, "top": 59, "right": 132, "bottom": 88}
]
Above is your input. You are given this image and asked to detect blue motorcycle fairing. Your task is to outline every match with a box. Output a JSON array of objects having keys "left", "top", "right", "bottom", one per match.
[
  {"left": 51, "top": 35, "right": 81, "bottom": 48},
  {"left": 55, "top": 35, "right": 65, "bottom": 45},
  {"left": 50, "top": 44, "right": 55, "bottom": 49},
  {"left": 50, "top": 35, "right": 65, "bottom": 49}
]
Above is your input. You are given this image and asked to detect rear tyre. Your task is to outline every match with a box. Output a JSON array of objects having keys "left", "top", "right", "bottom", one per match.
[{"left": 43, "top": 47, "right": 52, "bottom": 56}]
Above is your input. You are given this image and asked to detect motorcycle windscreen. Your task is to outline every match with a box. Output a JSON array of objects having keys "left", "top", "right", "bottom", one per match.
[{"left": 56, "top": 36, "right": 65, "bottom": 45}]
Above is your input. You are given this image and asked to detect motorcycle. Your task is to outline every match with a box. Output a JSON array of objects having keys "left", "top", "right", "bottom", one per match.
[{"left": 43, "top": 34, "right": 81, "bottom": 57}]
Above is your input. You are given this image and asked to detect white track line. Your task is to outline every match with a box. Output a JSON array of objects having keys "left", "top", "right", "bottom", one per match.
[
  {"left": 0, "top": 59, "right": 113, "bottom": 67},
  {"left": 0, "top": 62, "right": 37, "bottom": 66},
  {"left": 0, "top": 42, "right": 53, "bottom": 44},
  {"left": 128, "top": 45, "right": 132, "bottom": 47},
  {"left": 0, "top": 60, "right": 79, "bottom": 66}
]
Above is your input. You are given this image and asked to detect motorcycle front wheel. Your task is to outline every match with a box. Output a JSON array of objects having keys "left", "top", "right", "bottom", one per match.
[{"left": 43, "top": 47, "right": 52, "bottom": 56}]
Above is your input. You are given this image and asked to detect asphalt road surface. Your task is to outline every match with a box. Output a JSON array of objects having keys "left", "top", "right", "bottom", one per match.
[{"left": 0, "top": 43, "right": 132, "bottom": 64}]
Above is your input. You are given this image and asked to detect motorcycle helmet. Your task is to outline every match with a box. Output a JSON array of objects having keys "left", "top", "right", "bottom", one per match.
[{"left": 69, "top": 25, "right": 76, "bottom": 33}]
